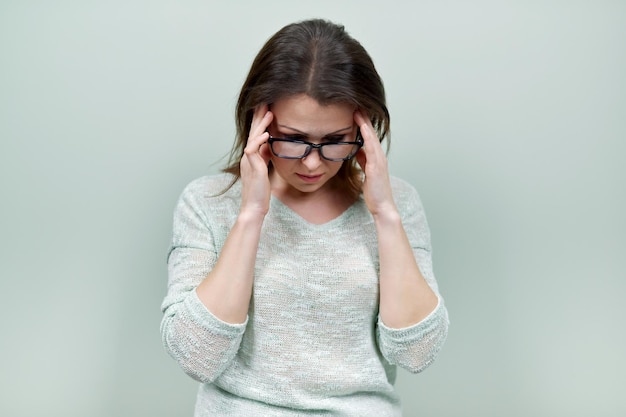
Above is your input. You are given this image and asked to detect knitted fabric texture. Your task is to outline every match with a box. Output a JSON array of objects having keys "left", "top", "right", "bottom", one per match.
[{"left": 161, "top": 174, "right": 449, "bottom": 416}]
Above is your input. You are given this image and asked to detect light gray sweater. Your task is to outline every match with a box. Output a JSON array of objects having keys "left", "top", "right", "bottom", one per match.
[{"left": 161, "top": 173, "right": 449, "bottom": 416}]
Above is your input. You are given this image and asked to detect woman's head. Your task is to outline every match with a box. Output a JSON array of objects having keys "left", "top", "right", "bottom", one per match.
[{"left": 224, "top": 19, "right": 390, "bottom": 197}]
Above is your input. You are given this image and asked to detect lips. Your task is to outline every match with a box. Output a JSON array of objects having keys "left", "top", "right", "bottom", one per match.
[{"left": 296, "top": 173, "right": 323, "bottom": 183}]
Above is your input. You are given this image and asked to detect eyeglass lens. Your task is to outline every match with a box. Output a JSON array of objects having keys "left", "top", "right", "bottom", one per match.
[{"left": 271, "top": 140, "right": 360, "bottom": 160}]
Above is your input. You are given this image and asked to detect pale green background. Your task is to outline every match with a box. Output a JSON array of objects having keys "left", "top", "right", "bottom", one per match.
[{"left": 1, "top": 1, "right": 624, "bottom": 416}]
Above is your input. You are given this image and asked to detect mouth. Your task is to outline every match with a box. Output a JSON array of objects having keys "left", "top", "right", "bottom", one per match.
[{"left": 296, "top": 173, "right": 323, "bottom": 183}]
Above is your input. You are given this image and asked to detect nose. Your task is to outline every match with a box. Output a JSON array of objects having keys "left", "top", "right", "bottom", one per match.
[{"left": 301, "top": 147, "right": 323, "bottom": 170}]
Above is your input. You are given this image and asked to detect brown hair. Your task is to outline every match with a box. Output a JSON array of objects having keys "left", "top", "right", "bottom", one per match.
[{"left": 223, "top": 19, "right": 390, "bottom": 198}]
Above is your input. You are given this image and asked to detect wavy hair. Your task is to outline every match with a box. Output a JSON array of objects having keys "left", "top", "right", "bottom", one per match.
[{"left": 223, "top": 19, "right": 390, "bottom": 198}]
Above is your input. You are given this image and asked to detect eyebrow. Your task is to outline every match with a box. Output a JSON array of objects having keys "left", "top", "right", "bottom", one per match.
[{"left": 277, "top": 124, "right": 353, "bottom": 136}]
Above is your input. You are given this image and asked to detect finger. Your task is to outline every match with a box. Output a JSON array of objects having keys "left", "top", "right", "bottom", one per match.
[
  {"left": 354, "top": 110, "right": 385, "bottom": 162},
  {"left": 257, "top": 142, "right": 272, "bottom": 164},
  {"left": 250, "top": 104, "right": 268, "bottom": 129},
  {"left": 246, "top": 111, "right": 273, "bottom": 152},
  {"left": 244, "top": 134, "right": 270, "bottom": 163},
  {"left": 250, "top": 104, "right": 273, "bottom": 139},
  {"left": 354, "top": 110, "right": 378, "bottom": 147},
  {"left": 244, "top": 137, "right": 268, "bottom": 161},
  {"left": 353, "top": 109, "right": 368, "bottom": 127}
]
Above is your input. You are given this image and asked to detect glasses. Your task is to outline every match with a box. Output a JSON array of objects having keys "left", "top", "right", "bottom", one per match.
[{"left": 268, "top": 132, "right": 363, "bottom": 161}]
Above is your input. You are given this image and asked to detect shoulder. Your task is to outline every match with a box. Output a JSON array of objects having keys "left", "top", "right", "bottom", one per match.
[
  {"left": 170, "top": 174, "right": 240, "bottom": 248},
  {"left": 389, "top": 175, "right": 428, "bottom": 221},
  {"left": 175, "top": 173, "right": 241, "bottom": 217},
  {"left": 181, "top": 173, "right": 240, "bottom": 199},
  {"left": 389, "top": 176, "right": 432, "bottom": 245},
  {"left": 389, "top": 176, "right": 422, "bottom": 206},
  {"left": 389, "top": 175, "right": 417, "bottom": 194}
]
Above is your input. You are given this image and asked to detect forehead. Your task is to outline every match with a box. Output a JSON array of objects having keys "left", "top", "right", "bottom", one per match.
[{"left": 271, "top": 94, "right": 355, "bottom": 134}]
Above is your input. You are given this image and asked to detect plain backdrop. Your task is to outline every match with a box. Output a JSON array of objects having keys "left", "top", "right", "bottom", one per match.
[{"left": 1, "top": 1, "right": 624, "bottom": 416}]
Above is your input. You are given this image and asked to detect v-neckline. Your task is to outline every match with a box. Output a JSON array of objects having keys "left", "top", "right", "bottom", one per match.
[{"left": 269, "top": 194, "right": 361, "bottom": 229}]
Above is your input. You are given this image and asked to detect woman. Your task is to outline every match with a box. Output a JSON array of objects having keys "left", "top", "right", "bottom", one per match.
[{"left": 161, "top": 18, "right": 449, "bottom": 416}]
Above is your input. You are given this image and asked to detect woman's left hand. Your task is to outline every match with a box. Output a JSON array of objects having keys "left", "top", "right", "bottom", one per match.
[{"left": 354, "top": 110, "right": 398, "bottom": 218}]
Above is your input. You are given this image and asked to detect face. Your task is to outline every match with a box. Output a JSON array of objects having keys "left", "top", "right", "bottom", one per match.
[{"left": 268, "top": 94, "right": 357, "bottom": 196}]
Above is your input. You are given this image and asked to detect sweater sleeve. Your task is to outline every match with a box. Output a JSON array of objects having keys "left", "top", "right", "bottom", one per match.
[
  {"left": 376, "top": 179, "right": 449, "bottom": 373},
  {"left": 160, "top": 179, "right": 247, "bottom": 383}
]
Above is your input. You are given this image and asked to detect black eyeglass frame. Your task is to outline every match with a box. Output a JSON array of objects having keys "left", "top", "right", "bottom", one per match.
[{"left": 267, "top": 131, "right": 364, "bottom": 162}]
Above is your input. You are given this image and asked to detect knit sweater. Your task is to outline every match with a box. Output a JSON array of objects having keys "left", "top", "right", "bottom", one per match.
[{"left": 160, "top": 173, "right": 449, "bottom": 416}]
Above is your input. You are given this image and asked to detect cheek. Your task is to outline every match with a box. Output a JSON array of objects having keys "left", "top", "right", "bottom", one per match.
[
  {"left": 270, "top": 155, "right": 296, "bottom": 172},
  {"left": 327, "top": 161, "right": 345, "bottom": 175}
]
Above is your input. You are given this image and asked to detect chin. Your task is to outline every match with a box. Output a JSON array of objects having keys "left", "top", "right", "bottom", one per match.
[{"left": 290, "top": 177, "right": 330, "bottom": 194}]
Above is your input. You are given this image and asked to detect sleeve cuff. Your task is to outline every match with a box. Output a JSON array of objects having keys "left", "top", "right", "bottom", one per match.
[
  {"left": 378, "top": 297, "right": 446, "bottom": 342},
  {"left": 185, "top": 289, "right": 249, "bottom": 337}
]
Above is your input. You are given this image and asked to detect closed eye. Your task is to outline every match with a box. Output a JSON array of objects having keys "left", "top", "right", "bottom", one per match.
[
  {"left": 274, "top": 133, "right": 351, "bottom": 143},
  {"left": 323, "top": 135, "right": 347, "bottom": 143},
  {"left": 280, "top": 134, "right": 306, "bottom": 141}
]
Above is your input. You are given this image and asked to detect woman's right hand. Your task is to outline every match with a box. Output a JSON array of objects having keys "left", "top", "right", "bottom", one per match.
[
  {"left": 239, "top": 104, "right": 273, "bottom": 217},
  {"left": 194, "top": 105, "right": 273, "bottom": 325}
]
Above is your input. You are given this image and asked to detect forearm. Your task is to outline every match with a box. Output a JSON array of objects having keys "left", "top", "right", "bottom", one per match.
[
  {"left": 195, "top": 211, "right": 265, "bottom": 324},
  {"left": 374, "top": 209, "right": 439, "bottom": 328},
  {"left": 161, "top": 290, "right": 247, "bottom": 382}
]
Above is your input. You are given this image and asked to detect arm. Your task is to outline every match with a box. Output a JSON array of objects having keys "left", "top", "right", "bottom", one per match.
[
  {"left": 160, "top": 185, "right": 250, "bottom": 383},
  {"left": 354, "top": 111, "right": 449, "bottom": 372},
  {"left": 160, "top": 106, "right": 274, "bottom": 382},
  {"left": 374, "top": 201, "right": 439, "bottom": 327},
  {"left": 354, "top": 111, "right": 438, "bottom": 326},
  {"left": 375, "top": 181, "right": 449, "bottom": 373},
  {"left": 195, "top": 105, "right": 273, "bottom": 323}
]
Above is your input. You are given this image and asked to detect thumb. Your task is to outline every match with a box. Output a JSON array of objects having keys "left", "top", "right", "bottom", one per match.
[{"left": 259, "top": 142, "right": 272, "bottom": 166}]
